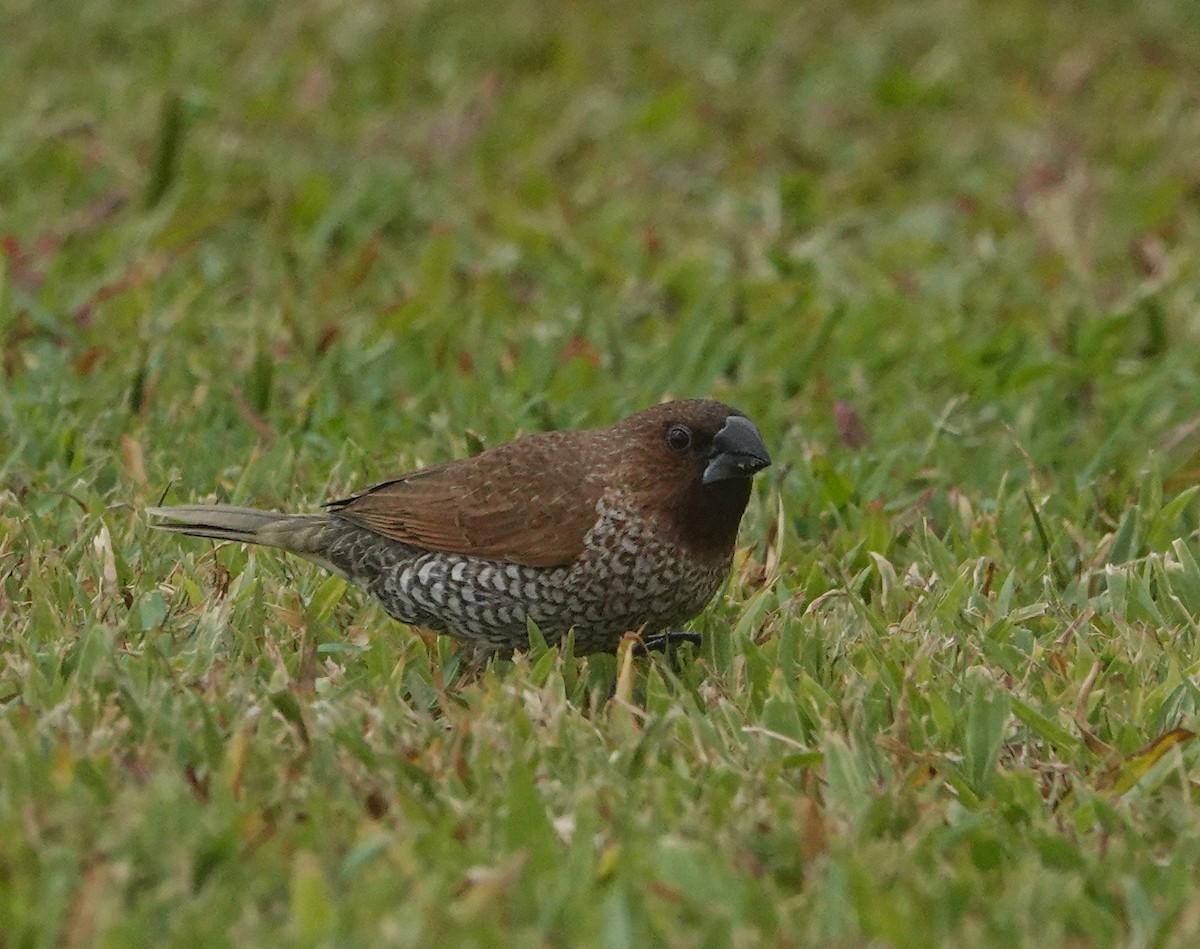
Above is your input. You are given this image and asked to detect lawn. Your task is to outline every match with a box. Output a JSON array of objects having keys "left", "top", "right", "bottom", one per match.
[{"left": 5, "top": 0, "right": 1200, "bottom": 945}]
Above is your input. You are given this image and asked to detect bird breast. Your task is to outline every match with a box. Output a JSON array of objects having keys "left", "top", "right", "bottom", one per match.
[{"left": 330, "top": 495, "right": 732, "bottom": 654}]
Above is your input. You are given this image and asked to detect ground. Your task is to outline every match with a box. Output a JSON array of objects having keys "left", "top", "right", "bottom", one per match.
[{"left": 4, "top": 0, "right": 1200, "bottom": 945}]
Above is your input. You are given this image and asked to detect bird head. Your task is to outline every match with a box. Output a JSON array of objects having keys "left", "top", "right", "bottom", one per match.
[
  {"left": 618, "top": 399, "right": 771, "bottom": 487},
  {"left": 611, "top": 400, "right": 771, "bottom": 557}
]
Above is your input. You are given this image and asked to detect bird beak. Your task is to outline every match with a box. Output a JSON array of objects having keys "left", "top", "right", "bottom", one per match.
[{"left": 702, "top": 416, "right": 772, "bottom": 484}]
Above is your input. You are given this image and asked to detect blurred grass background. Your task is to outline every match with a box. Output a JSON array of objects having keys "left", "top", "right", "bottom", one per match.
[{"left": 5, "top": 0, "right": 1200, "bottom": 945}]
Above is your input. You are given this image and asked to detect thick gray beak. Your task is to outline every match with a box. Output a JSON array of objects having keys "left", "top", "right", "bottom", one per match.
[{"left": 701, "top": 416, "right": 772, "bottom": 484}]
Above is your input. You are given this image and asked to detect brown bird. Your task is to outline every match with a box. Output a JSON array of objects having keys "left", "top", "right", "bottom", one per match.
[{"left": 147, "top": 399, "right": 771, "bottom": 656}]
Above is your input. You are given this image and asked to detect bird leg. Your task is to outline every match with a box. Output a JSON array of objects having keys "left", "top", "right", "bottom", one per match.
[{"left": 633, "top": 631, "right": 703, "bottom": 656}]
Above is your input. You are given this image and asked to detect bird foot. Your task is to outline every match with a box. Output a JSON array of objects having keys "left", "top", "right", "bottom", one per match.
[{"left": 632, "top": 631, "right": 702, "bottom": 656}]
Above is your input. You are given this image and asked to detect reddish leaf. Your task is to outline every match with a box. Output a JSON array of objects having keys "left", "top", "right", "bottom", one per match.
[{"left": 833, "top": 400, "right": 869, "bottom": 449}]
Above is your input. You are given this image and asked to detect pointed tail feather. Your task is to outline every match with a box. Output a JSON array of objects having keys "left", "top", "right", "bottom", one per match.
[{"left": 145, "top": 504, "right": 330, "bottom": 554}]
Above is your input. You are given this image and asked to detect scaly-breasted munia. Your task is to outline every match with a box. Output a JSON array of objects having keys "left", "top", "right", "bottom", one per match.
[{"left": 148, "top": 400, "right": 771, "bottom": 655}]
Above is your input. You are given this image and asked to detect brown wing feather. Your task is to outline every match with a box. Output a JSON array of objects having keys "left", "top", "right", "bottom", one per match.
[{"left": 326, "top": 430, "right": 603, "bottom": 567}]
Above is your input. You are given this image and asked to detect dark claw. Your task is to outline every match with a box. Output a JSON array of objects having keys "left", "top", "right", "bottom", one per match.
[{"left": 633, "top": 631, "right": 703, "bottom": 656}]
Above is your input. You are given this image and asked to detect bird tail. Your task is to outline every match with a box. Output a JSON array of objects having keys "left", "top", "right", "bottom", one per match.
[{"left": 145, "top": 505, "right": 332, "bottom": 556}]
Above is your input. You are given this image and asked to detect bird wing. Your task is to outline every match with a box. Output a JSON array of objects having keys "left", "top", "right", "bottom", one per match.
[{"left": 325, "top": 431, "right": 603, "bottom": 568}]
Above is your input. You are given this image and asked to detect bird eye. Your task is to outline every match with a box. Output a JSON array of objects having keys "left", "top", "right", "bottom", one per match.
[{"left": 666, "top": 424, "right": 693, "bottom": 451}]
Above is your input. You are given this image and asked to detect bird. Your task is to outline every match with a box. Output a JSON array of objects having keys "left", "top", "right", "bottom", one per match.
[{"left": 147, "top": 399, "right": 771, "bottom": 656}]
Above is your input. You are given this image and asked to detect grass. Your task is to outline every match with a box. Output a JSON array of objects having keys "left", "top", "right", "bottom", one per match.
[{"left": 5, "top": 0, "right": 1200, "bottom": 944}]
